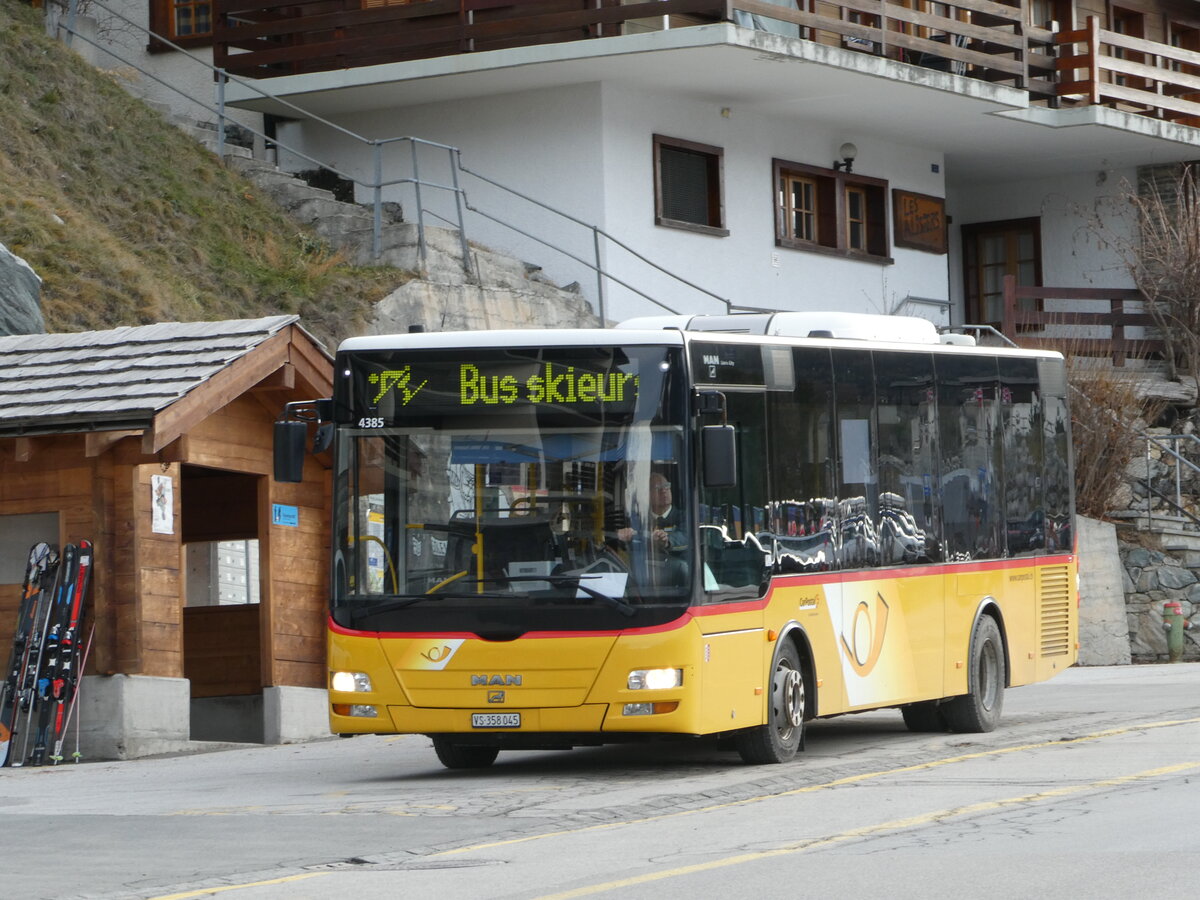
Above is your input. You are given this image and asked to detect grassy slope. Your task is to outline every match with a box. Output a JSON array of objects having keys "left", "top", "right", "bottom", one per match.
[{"left": 0, "top": 0, "right": 403, "bottom": 349}]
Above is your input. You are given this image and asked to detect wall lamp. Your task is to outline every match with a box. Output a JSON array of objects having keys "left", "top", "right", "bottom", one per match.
[{"left": 833, "top": 142, "right": 858, "bottom": 173}]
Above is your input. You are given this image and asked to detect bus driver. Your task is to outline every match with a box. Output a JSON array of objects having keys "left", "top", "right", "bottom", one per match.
[{"left": 617, "top": 472, "right": 687, "bottom": 556}]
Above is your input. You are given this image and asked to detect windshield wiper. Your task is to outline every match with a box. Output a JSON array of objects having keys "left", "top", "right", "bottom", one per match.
[
  {"left": 559, "top": 578, "right": 636, "bottom": 617},
  {"left": 345, "top": 576, "right": 636, "bottom": 618},
  {"left": 347, "top": 587, "right": 514, "bottom": 617}
]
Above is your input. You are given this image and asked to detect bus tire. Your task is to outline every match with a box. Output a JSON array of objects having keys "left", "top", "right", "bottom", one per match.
[
  {"left": 942, "top": 614, "right": 1005, "bottom": 733},
  {"left": 735, "top": 640, "right": 805, "bottom": 764},
  {"left": 900, "top": 701, "right": 947, "bottom": 732},
  {"left": 431, "top": 737, "right": 500, "bottom": 769}
]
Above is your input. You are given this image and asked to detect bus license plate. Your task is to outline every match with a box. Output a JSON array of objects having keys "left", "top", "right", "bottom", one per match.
[{"left": 472, "top": 713, "right": 520, "bottom": 728}]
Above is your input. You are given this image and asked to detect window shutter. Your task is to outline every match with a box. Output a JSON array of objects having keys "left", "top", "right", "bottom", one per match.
[{"left": 661, "top": 147, "right": 713, "bottom": 227}]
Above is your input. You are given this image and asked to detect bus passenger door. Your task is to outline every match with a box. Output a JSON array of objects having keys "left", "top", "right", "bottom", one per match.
[{"left": 696, "top": 389, "right": 773, "bottom": 730}]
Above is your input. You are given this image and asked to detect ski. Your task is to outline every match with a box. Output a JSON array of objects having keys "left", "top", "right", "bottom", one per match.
[
  {"left": 1, "top": 543, "right": 57, "bottom": 767},
  {"left": 48, "top": 540, "right": 93, "bottom": 764},
  {"left": 27, "top": 543, "right": 79, "bottom": 767}
]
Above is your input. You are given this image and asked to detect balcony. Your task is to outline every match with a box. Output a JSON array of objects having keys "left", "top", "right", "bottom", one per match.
[
  {"left": 211, "top": 1, "right": 1046, "bottom": 84},
  {"left": 213, "top": 3, "right": 1200, "bottom": 127}
]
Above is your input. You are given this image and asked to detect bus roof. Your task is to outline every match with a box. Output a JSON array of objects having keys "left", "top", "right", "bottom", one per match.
[
  {"left": 337, "top": 316, "right": 1062, "bottom": 361},
  {"left": 337, "top": 328, "right": 686, "bottom": 353}
]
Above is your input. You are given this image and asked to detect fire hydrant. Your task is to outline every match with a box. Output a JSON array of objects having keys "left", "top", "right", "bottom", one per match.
[{"left": 1162, "top": 601, "right": 1192, "bottom": 663}]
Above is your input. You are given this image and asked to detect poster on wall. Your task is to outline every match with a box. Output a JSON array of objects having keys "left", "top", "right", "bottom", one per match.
[{"left": 152, "top": 474, "right": 173, "bottom": 535}]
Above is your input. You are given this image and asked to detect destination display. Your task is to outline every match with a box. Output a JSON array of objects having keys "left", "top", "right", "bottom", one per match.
[{"left": 338, "top": 349, "right": 648, "bottom": 424}]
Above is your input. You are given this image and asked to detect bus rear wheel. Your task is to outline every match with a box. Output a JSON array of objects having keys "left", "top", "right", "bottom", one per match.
[
  {"left": 736, "top": 641, "right": 805, "bottom": 764},
  {"left": 942, "top": 615, "right": 1005, "bottom": 733},
  {"left": 431, "top": 737, "right": 500, "bottom": 769}
]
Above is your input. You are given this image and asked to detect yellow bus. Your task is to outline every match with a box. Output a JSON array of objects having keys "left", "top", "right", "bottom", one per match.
[{"left": 275, "top": 311, "right": 1077, "bottom": 768}]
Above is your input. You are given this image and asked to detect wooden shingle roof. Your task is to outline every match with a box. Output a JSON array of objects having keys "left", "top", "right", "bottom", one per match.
[{"left": 0, "top": 316, "right": 331, "bottom": 446}]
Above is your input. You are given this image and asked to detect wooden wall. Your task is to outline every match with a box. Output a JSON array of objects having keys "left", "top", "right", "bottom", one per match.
[
  {"left": 183, "top": 604, "right": 261, "bottom": 697},
  {"left": 0, "top": 380, "right": 331, "bottom": 693},
  {"left": 0, "top": 435, "right": 115, "bottom": 675},
  {"left": 129, "top": 461, "right": 182, "bottom": 678},
  {"left": 186, "top": 393, "right": 330, "bottom": 690}
]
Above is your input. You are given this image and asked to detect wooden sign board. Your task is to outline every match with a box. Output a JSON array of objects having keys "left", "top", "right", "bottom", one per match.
[{"left": 892, "top": 189, "right": 947, "bottom": 254}]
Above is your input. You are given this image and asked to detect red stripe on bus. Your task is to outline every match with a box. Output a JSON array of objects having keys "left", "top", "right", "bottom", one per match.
[{"left": 329, "top": 553, "right": 1074, "bottom": 638}]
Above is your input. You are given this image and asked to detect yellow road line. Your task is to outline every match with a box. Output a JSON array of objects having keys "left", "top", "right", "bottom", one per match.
[
  {"left": 145, "top": 716, "right": 1200, "bottom": 899},
  {"left": 148, "top": 872, "right": 330, "bottom": 900},
  {"left": 436, "top": 715, "right": 1200, "bottom": 856},
  {"left": 534, "top": 760, "right": 1200, "bottom": 899}
]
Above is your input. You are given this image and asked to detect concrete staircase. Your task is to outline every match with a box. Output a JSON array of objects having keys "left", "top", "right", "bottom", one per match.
[{"left": 178, "top": 119, "right": 602, "bottom": 333}]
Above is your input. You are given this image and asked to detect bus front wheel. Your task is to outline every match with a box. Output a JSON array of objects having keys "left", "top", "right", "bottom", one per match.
[
  {"left": 736, "top": 640, "right": 805, "bottom": 764},
  {"left": 431, "top": 737, "right": 500, "bottom": 769},
  {"left": 942, "top": 615, "right": 1005, "bottom": 733}
]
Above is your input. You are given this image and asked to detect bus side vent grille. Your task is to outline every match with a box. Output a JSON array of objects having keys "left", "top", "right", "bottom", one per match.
[{"left": 1038, "top": 565, "right": 1071, "bottom": 657}]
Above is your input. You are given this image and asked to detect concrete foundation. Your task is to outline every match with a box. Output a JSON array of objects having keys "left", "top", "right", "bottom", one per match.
[
  {"left": 264, "top": 685, "right": 330, "bottom": 744},
  {"left": 76, "top": 674, "right": 192, "bottom": 761},
  {"left": 72, "top": 676, "right": 331, "bottom": 760},
  {"left": 1076, "top": 516, "right": 1133, "bottom": 666}
]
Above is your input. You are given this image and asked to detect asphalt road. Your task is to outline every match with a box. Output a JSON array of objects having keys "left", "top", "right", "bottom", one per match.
[{"left": 2, "top": 663, "right": 1198, "bottom": 900}]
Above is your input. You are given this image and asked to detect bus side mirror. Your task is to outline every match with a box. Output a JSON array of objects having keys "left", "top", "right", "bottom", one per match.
[
  {"left": 274, "top": 420, "right": 308, "bottom": 483},
  {"left": 702, "top": 425, "right": 737, "bottom": 488}
]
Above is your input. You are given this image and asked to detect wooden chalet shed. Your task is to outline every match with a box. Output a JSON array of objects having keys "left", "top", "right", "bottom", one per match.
[{"left": 0, "top": 316, "right": 334, "bottom": 757}]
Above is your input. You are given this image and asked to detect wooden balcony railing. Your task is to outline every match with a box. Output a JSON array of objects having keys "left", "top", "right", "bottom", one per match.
[
  {"left": 209, "top": 4, "right": 1200, "bottom": 133},
  {"left": 1001, "top": 274, "right": 1162, "bottom": 367},
  {"left": 733, "top": 0, "right": 1057, "bottom": 99},
  {"left": 212, "top": 0, "right": 1056, "bottom": 93},
  {"left": 1057, "top": 16, "right": 1200, "bottom": 125},
  {"left": 213, "top": 0, "right": 725, "bottom": 78}
]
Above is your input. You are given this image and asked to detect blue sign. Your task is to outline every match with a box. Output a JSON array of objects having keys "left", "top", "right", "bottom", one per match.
[{"left": 272, "top": 504, "right": 299, "bottom": 527}]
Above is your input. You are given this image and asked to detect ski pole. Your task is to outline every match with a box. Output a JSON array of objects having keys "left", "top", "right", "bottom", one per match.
[{"left": 54, "top": 622, "right": 94, "bottom": 766}]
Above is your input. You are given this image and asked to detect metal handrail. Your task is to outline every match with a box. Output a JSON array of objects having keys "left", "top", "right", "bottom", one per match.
[
  {"left": 1142, "top": 433, "right": 1200, "bottom": 533},
  {"left": 54, "top": 0, "right": 739, "bottom": 321}
]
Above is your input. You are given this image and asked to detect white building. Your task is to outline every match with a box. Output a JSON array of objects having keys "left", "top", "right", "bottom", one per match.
[{"left": 67, "top": 1, "right": 1200, "bottom": 337}]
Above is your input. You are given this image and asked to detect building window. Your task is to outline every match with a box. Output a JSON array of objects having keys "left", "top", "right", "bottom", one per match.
[
  {"left": 961, "top": 217, "right": 1042, "bottom": 329},
  {"left": 1110, "top": 7, "right": 1146, "bottom": 90},
  {"left": 150, "top": 0, "right": 213, "bottom": 48},
  {"left": 774, "top": 159, "right": 889, "bottom": 260},
  {"left": 653, "top": 135, "right": 728, "bottom": 236},
  {"left": 783, "top": 174, "right": 819, "bottom": 243},
  {"left": 1029, "top": 0, "right": 1072, "bottom": 30},
  {"left": 846, "top": 186, "right": 868, "bottom": 250}
]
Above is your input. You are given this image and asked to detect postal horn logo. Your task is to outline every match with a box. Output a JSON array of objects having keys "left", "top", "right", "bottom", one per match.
[
  {"left": 369, "top": 367, "right": 427, "bottom": 406},
  {"left": 841, "top": 592, "right": 890, "bottom": 676},
  {"left": 421, "top": 645, "right": 453, "bottom": 664}
]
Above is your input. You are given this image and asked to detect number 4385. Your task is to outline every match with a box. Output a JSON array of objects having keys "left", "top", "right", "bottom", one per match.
[{"left": 357, "top": 417, "right": 385, "bottom": 428}]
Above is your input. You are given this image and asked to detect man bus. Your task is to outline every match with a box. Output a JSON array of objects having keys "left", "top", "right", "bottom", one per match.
[{"left": 275, "top": 311, "right": 1077, "bottom": 768}]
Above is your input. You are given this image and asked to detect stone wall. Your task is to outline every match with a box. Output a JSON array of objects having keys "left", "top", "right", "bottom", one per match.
[{"left": 1119, "top": 539, "right": 1200, "bottom": 662}]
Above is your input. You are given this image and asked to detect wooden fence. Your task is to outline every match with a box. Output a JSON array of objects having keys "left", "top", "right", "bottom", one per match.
[{"left": 1002, "top": 274, "right": 1162, "bottom": 366}]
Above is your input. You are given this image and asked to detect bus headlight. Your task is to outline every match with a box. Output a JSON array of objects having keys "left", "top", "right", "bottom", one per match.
[
  {"left": 627, "top": 668, "right": 682, "bottom": 690},
  {"left": 331, "top": 671, "right": 373, "bottom": 693}
]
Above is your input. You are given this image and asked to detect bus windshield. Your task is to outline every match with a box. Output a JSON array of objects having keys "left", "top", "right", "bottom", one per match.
[{"left": 330, "top": 344, "right": 692, "bottom": 635}]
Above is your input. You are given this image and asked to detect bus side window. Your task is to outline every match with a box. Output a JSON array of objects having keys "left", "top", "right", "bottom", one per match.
[
  {"left": 698, "top": 391, "right": 770, "bottom": 599},
  {"left": 1042, "top": 366, "right": 1072, "bottom": 552},
  {"left": 768, "top": 348, "right": 836, "bottom": 574},
  {"left": 1000, "top": 358, "right": 1045, "bottom": 556},
  {"left": 937, "top": 355, "right": 1003, "bottom": 561},
  {"left": 832, "top": 349, "right": 878, "bottom": 569},
  {"left": 873, "top": 350, "right": 939, "bottom": 565}
]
